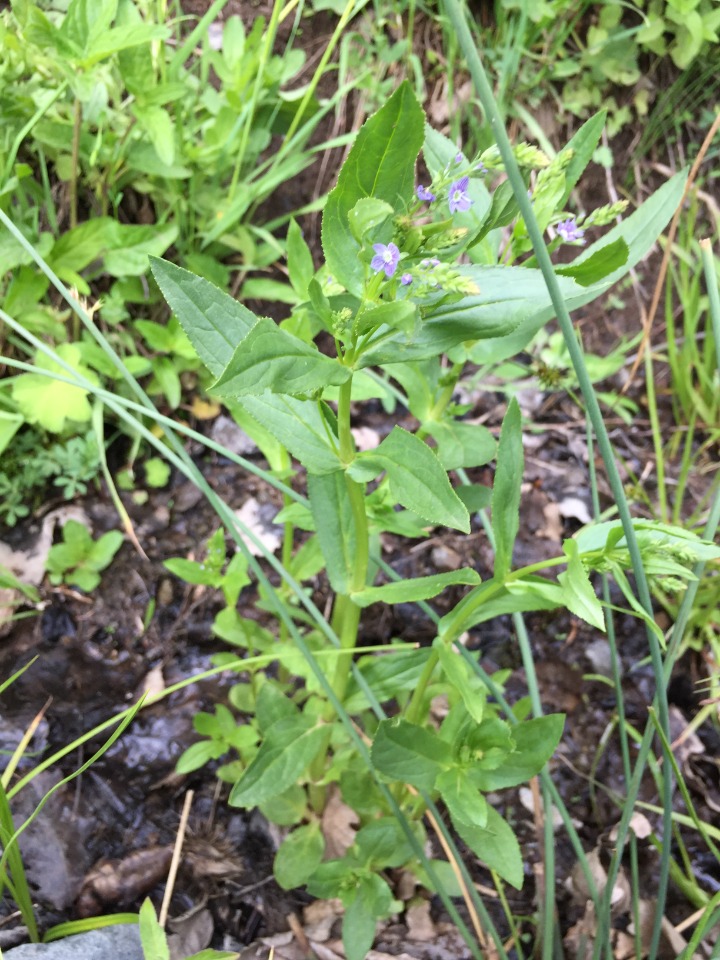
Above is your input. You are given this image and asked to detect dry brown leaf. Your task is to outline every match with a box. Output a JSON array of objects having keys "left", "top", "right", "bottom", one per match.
[
  {"left": 321, "top": 788, "right": 359, "bottom": 860},
  {"left": 405, "top": 899, "right": 436, "bottom": 942},
  {"left": 167, "top": 904, "right": 214, "bottom": 960},
  {"left": 77, "top": 845, "right": 173, "bottom": 916},
  {"left": 303, "top": 898, "right": 343, "bottom": 942}
]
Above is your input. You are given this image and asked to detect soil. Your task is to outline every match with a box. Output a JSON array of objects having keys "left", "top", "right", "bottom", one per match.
[{"left": 1, "top": 2, "right": 719, "bottom": 958}]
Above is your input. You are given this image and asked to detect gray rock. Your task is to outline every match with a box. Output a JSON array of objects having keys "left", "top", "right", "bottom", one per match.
[{"left": 5, "top": 924, "right": 143, "bottom": 960}]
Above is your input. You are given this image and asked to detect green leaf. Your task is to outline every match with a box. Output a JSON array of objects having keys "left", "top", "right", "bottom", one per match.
[
  {"left": 255, "top": 682, "right": 298, "bottom": 733},
  {"left": 348, "top": 427, "right": 469, "bottom": 533},
  {"left": 435, "top": 768, "right": 488, "bottom": 829},
  {"left": 59, "top": 0, "right": 116, "bottom": 53},
  {"left": 342, "top": 873, "right": 393, "bottom": 960},
  {"left": 559, "top": 111, "right": 607, "bottom": 207},
  {"left": 286, "top": 219, "right": 315, "bottom": 299},
  {"left": 439, "top": 576, "right": 564, "bottom": 637},
  {"left": 492, "top": 398, "right": 522, "bottom": 579},
  {"left": 558, "top": 539, "right": 605, "bottom": 630},
  {"left": 470, "top": 180, "right": 520, "bottom": 244},
  {"left": 138, "top": 898, "right": 170, "bottom": 960},
  {"left": 238, "top": 395, "right": 342, "bottom": 474},
  {"left": 347, "top": 198, "right": 395, "bottom": 244},
  {"left": 229, "top": 716, "right": 329, "bottom": 807},
  {"left": 149, "top": 258, "right": 258, "bottom": 378},
  {"left": 456, "top": 484, "right": 492, "bottom": 513},
  {"left": 556, "top": 237, "right": 628, "bottom": 286},
  {"left": 0, "top": 411, "right": 23, "bottom": 458},
  {"left": 11, "top": 343, "right": 99, "bottom": 433},
  {"left": 274, "top": 823, "right": 325, "bottom": 890},
  {"left": 259, "top": 784, "right": 308, "bottom": 826},
  {"left": 454, "top": 805, "right": 523, "bottom": 889},
  {"left": 354, "top": 817, "right": 418, "bottom": 869},
  {"left": 211, "top": 317, "right": 350, "bottom": 398},
  {"left": 469, "top": 715, "right": 565, "bottom": 791},
  {"left": 343, "top": 647, "right": 431, "bottom": 713},
  {"left": 308, "top": 471, "right": 358, "bottom": 595},
  {"left": 133, "top": 104, "right": 175, "bottom": 166},
  {"left": 470, "top": 170, "right": 688, "bottom": 365},
  {"left": 434, "top": 639, "right": 485, "bottom": 723},
  {"left": 371, "top": 718, "right": 452, "bottom": 792},
  {"left": 423, "top": 125, "right": 492, "bottom": 230},
  {"left": 360, "top": 265, "right": 578, "bottom": 366},
  {"left": 355, "top": 300, "right": 417, "bottom": 337},
  {"left": 351, "top": 569, "right": 480, "bottom": 608},
  {"left": 424, "top": 420, "right": 496, "bottom": 470},
  {"left": 322, "top": 82, "right": 424, "bottom": 294}
]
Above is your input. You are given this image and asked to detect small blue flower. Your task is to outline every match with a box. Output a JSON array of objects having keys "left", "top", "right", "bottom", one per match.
[
  {"left": 400, "top": 273, "right": 413, "bottom": 285},
  {"left": 371, "top": 242, "right": 400, "bottom": 278},
  {"left": 556, "top": 218, "right": 585, "bottom": 243},
  {"left": 448, "top": 176, "right": 473, "bottom": 214},
  {"left": 416, "top": 185, "right": 436, "bottom": 202},
  {"left": 475, "top": 161, "right": 487, "bottom": 174},
  {"left": 455, "top": 151, "right": 464, "bottom": 164}
]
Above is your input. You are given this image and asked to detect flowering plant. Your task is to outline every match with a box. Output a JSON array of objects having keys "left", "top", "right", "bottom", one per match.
[{"left": 151, "top": 82, "right": 690, "bottom": 960}]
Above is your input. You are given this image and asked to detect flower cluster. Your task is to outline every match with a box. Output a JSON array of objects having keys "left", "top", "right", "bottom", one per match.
[{"left": 555, "top": 218, "right": 585, "bottom": 244}]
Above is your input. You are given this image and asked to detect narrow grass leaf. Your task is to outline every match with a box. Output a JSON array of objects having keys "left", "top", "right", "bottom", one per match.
[
  {"left": 352, "top": 569, "right": 480, "bottom": 607},
  {"left": 492, "top": 398, "right": 522, "bottom": 579}
]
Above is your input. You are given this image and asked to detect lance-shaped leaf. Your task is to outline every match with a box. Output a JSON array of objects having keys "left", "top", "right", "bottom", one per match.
[
  {"left": 351, "top": 569, "right": 480, "bottom": 608},
  {"left": 435, "top": 768, "right": 488, "bottom": 829},
  {"left": 308, "top": 471, "right": 358, "bottom": 595},
  {"left": 230, "top": 715, "right": 329, "bottom": 807},
  {"left": 348, "top": 427, "right": 469, "bottom": 532},
  {"left": 150, "top": 257, "right": 257, "bottom": 377},
  {"left": 371, "top": 718, "right": 453, "bottom": 793},
  {"left": 424, "top": 420, "right": 496, "bottom": 470},
  {"left": 211, "top": 316, "right": 350, "bottom": 398},
  {"left": 239, "top": 395, "right": 341, "bottom": 474},
  {"left": 322, "top": 82, "right": 424, "bottom": 295},
  {"left": 454, "top": 805, "right": 523, "bottom": 889},
  {"left": 492, "top": 398, "right": 522, "bottom": 580},
  {"left": 558, "top": 538, "right": 605, "bottom": 631}
]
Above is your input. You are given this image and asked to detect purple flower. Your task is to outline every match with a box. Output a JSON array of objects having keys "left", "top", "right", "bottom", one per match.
[
  {"left": 455, "top": 151, "right": 464, "bottom": 164},
  {"left": 400, "top": 273, "right": 413, "bottom": 285},
  {"left": 475, "top": 161, "right": 487, "bottom": 174},
  {"left": 448, "top": 176, "right": 473, "bottom": 214},
  {"left": 556, "top": 218, "right": 585, "bottom": 243},
  {"left": 416, "top": 185, "right": 436, "bottom": 202},
  {"left": 371, "top": 242, "right": 400, "bottom": 278}
]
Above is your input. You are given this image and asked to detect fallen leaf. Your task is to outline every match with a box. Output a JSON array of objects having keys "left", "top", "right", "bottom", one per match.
[
  {"left": 405, "top": 899, "right": 436, "bottom": 941},
  {"left": 303, "top": 898, "right": 343, "bottom": 942},
  {"left": 321, "top": 788, "right": 359, "bottom": 860},
  {"left": 234, "top": 498, "right": 283, "bottom": 556}
]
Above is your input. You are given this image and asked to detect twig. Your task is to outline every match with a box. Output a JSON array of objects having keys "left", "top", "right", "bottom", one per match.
[{"left": 159, "top": 789, "right": 194, "bottom": 927}]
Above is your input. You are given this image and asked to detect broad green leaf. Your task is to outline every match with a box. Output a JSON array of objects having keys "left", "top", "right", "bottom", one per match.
[
  {"left": 347, "top": 198, "right": 395, "bottom": 244},
  {"left": 150, "top": 257, "right": 257, "bottom": 378},
  {"left": 59, "top": 0, "right": 116, "bottom": 53},
  {"left": 255, "top": 682, "right": 299, "bottom": 733},
  {"left": 371, "top": 718, "right": 452, "bottom": 792},
  {"left": 359, "top": 266, "right": 580, "bottom": 366},
  {"left": 80, "top": 23, "right": 168, "bottom": 67},
  {"left": 456, "top": 484, "right": 492, "bottom": 513},
  {"left": 354, "top": 817, "right": 418, "bottom": 869},
  {"left": 558, "top": 539, "right": 605, "bottom": 630},
  {"left": 348, "top": 427, "right": 469, "bottom": 533},
  {"left": 351, "top": 569, "right": 480, "bottom": 608},
  {"left": 454, "top": 805, "right": 523, "bottom": 889},
  {"left": 424, "top": 420, "right": 496, "bottom": 470},
  {"left": 211, "top": 317, "right": 349, "bottom": 398},
  {"left": 11, "top": 343, "right": 99, "bottom": 433},
  {"left": 239, "top": 395, "right": 342, "bottom": 474},
  {"left": 470, "top": 170, "right": 688, "bottom": 364},
  {"left": 259, "top": 784, "right": 307, "bottom": 826},
  {"left": 0, "top": 411, "right": 23, "bottom": 457},
  {"left": 322, "top": 82, "right": 424, "bottom": 294},
  {"left": 492, "top": 398, "right": 522, "bottom": 580},
  {"left": 286, "top": 219, "right": 315, "bottom": 299},
  {"left": 274, "top": 824, "right": 325, "bottom": 890},
  {"left": 469, "top": 715, "right": 565, "bottom": 791},
  {"left": 229, "top": 716, "right": 329, "bottom": 807},
  {"left": 434, "top": 639, "right": 485, "bottom": 724},
  {"left": 132, "top": 104, "right": 175, "bottom": 167},
  {"left": 556, "top": 237, "right": 628, "bottom": 286},
  {"left": 342, "top": 873, "right": 393, "bottom": 960},
  {"left": 308, "top": 471, "right": 358, "bottom": 595},
  {"left": 470, "top": 180, "right": 520, "bottom": 244},
  {"left": 49, "top": 218, "right": 120, "bottom": 276},
  {"left": 435, "top": 769, "right": 488, "bottom": 829},
  {"left": 343, "top": 647, "right": 431, "bottom": 713},
  {"left": 355, "top": 300, "right": 417, "bottom": 337}
]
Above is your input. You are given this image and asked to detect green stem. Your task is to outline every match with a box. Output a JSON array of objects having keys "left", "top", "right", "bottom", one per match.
[{"left": 69, "top": 95, "right": 82, "bottom": 229}]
